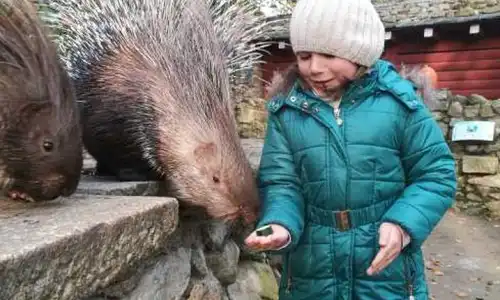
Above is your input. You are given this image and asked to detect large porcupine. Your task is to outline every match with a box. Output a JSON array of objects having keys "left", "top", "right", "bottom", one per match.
[
  {"left": 45, "top": 0, "right": 272, "bottom": 223},
  {"left": 0, "top": 0, "right": 82, "bottom": 202}
]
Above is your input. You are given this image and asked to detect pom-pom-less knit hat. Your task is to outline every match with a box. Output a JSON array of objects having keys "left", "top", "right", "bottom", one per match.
[{"left": 289, "top": 0, "right": 386, "bottom": 67}]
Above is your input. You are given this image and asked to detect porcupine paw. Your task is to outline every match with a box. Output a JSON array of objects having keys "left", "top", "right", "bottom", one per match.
[{"left": 94, "top": 162, "right": 117, "bottom": 177}]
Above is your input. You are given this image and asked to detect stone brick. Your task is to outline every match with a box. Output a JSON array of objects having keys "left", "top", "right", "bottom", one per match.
[
  {"left": 464, "top": 104, "right": 481, "bottom": 118},
  {"left": 456, "top": 6, "right": 476, "bottom": 16},
  {"left": 462, "top": 155, "right": 498, "bottom": 174},
  {"left": 465, "top": 145, "right": 485, "bottom": 154},
  {"left": 448, "top": 101, "right": 464, "bottom": 117},
  {"left": 468, "top": 174, "right": 500, "bottom": 188},
  {"left": 480, "top": 102, "right": 496, "bottom": 118},
  {"left": 466, "top": 193, "right": 484, "bottom": 202},
  {"left": 484, "top": 140, "right": 500, "bottom": 153},
  {"left": 241, "top": 138, "right": 264, "bottom": 172},
  {"left": 433, "top": 112, "right": 445, "bottom": 121},
  {"left": 469, "top": 94, "right": 489, "bottom": 105},
  {"left": 486, "top": 201, "right": 500, "bottom": 219},
  {"left": 482, "top": 4, "right": 500, "bottom": 12},
  {"left": 491, "top": 99, "right": 500, "bottom": 114}
]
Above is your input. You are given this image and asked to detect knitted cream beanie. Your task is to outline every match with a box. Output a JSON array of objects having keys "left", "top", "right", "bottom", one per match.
[{"left": 289, "top": 0, "right": 386, "bottom": 67}]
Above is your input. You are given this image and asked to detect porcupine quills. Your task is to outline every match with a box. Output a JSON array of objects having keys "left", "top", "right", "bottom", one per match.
[
  {"left": 44, "top": 0, "right": 275, "bottom": 223},
  {"left": 0, "top": 0, "right": 82, "bottom": 203}
]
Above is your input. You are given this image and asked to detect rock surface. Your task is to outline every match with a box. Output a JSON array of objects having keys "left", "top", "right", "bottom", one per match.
[
  {"left": 227, "top": 261, "right": 279, "bottom": 300},
  {"left": 122, "top": 247, "right": 192, "bottom": 300}
]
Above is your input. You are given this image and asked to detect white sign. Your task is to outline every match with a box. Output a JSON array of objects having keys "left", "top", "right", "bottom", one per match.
[
  {"left": 385, "top": 31, "right": 392, "bottom": 40},
  {"left": 451, "top": 121, "right": 495, "bottom": 142},
  {"left": 470, "top": 24, "right": 480, "bottom": 35},
  {"left": 424, "top": 27, "right": 434, "bottom": 38}
]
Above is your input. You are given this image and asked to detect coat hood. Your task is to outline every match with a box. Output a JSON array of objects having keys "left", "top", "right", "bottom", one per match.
[{"left": 265, "top": 59, "right": 429, "bottom": 112}]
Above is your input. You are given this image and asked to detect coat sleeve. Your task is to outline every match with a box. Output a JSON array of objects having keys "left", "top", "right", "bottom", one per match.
[
  {"left": 256, "top": 111, "right": 305, "bottom": 253},
  {"left": 381, "top": 105, "right": 457, "bottom": 250}
]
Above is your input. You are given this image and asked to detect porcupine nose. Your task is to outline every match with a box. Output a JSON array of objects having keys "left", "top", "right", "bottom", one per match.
[
  {"left": 43, "top": 173, "right": 76, "bottom": 199},
  {"left": 60, "top": 176, "right": 80, "bottom": 197},
  {"left": 61, "top": 187, "right": 73, "bottom": 197}
]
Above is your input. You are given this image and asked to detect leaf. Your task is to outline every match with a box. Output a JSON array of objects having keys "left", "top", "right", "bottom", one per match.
[{"left": 454, "top": 290, "right": 469, "bottom": 298}]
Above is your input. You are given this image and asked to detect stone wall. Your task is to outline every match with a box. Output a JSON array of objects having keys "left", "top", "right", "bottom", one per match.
[
  {"left": 267, "top": 0, "right": 500, "bottom": 38},
  {"left": 372, "top": 0, "right": 500, "bottom": 26},
  {"left": 234, "top": 84, "right": 269, "bottom": 139},
  {"left": 234, "top": 86, "right": 500, "bottom": 220},
  {"left": 436, "top": 92, "right": 500, "bottom": 219},
  {"left": 0, "top": 140, "right": 278, "bottom": 300}
]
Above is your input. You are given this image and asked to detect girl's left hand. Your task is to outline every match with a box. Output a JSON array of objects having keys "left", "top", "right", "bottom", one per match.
[
  {"left": 244, "top": 224, "right": 290, "bottom": 251},
  {"left": 366, "top": 222, "right": 405, "bottom": 276}
]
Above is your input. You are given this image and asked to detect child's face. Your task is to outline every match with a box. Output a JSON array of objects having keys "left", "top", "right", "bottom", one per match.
[{"left": 296, "top": 52, "right": 359, "bottom": 96}]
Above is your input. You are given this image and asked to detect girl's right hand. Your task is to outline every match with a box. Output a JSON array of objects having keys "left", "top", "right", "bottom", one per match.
[{"left": 244, "top": 224, "right": 291, "bottom": 251}]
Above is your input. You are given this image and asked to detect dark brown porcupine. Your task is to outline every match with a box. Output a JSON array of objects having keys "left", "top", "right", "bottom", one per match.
[
  {"left": 0, "top": 0, "right": 82, "bottom": 202},
  {"left": 46, "top": 0, "right": 269, "bottom": 223}
]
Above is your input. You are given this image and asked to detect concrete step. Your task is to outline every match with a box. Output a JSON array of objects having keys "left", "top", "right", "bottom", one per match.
[
  {"left": 0, "top": 194, "right": 178, "bottom": 300},
  {"left": 76, "top": 175, "right": 161, "bottom": 196}
]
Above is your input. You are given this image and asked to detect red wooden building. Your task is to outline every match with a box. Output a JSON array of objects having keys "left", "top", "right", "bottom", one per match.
[{"left": 257, "top": 11, "right": 500, "bottom": 99}]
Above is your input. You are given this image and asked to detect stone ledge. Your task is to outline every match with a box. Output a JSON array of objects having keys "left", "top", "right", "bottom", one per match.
[
  {"left": 0, "top": 195, "right": 179, "bottom": 300},
  {"left": 76, "top": 175, "right": 161, "bottom": 196},
  {"left": 240, "top": 138, "right": 264, "bottom": 172}
]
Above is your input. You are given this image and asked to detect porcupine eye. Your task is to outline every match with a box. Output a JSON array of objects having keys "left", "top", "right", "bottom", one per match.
[
  {"left": 212, "top": 176, "right": 220, "bottom": 183},
  {"left": 42, "top": 140, "right": 54, "bottom": 152}
]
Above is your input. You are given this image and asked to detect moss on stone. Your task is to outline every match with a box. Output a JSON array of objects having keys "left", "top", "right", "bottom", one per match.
[{"left": 255, "top": 262, "right": 279, "bottom": 300}]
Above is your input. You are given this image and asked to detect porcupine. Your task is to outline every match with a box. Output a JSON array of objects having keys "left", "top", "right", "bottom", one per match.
[
  {"left": 399, "top": 63, "right": 440, "bottom": 110},
  {"left": 0, "top": 0, "right": 82, "bottom": 202},
  {"left": 45, "top": 0, "right": 271, "bottom": 223}
]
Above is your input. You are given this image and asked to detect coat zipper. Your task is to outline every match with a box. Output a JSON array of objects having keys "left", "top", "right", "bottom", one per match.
[
  {"left": 403, "top": 251, "right": 416, "bottom": 299},
  {"left": 338, "top": 106, "right": 349, "bottom": 211},
  {"left": 336, "top": 86, "right": 357, "bottom": 210},
  {"left": 285, "top": 253, "right": 292, "bottom": 293}
]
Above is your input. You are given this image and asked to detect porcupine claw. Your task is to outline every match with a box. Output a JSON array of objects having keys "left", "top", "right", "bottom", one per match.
[{"left": 7, "top": 190, "right": 35, "bottom": 202}]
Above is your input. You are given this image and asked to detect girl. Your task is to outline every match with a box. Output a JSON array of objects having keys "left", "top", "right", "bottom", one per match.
[{"left": 244, "top": 0, "right": 457, "bottom": 299}]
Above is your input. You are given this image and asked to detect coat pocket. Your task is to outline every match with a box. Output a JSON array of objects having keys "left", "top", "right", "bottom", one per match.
[{"left": 370, "top": 229, "right": 415, "bottom": 287}]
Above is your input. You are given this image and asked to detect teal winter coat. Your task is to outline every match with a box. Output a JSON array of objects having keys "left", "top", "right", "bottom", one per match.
[{"left": 256, "top": 59, "right": 457, "bottom": 300}]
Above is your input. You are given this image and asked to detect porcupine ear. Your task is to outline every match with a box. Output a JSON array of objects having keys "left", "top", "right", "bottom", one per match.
[
  {"left": 194, "top": 142, "right": 217, "bottom": 164},
  {"left": 19, "top": 102, "right": 52, "bottom": 117},
  {"left": 194, "top": 142, "right": 221, "bottom": 183}
]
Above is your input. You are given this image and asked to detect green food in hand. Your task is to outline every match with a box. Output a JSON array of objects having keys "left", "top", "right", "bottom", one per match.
[{"left": 256, "top": 225, "right": 274, "bottom": 236}]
